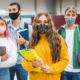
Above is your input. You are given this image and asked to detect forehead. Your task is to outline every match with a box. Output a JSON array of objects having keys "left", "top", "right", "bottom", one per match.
[
  {"left": 38, "top": 15, "right": 47, "bottom": 20},
  {"left": 66, "top": 9, "right": 76, "bottom": 14},
  {"left": 9, "top": 5, "right": 18, "bottom": 9}
]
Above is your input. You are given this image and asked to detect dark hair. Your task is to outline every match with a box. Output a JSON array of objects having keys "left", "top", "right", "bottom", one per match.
[
  {"left": 9, "top": 2, "right": 21, "bottom": 11},
  {"left": 65, "top": 7, "right": 77, "bottom": 14}
]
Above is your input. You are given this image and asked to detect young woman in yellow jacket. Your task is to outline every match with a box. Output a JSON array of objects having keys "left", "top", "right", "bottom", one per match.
[{"left": 21, "top": 13, "right": 69, "bottom": 80}]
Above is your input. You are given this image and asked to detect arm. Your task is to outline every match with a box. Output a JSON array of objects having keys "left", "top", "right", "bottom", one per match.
[
  {"left": 50, "top": 36, "right": 69, "bottom": 74},
  {"left": 0, "top": 40, "right": 17, "bottom": 68},
  {"left": 21, "top": 58, "right": 44, "bottom": 72},
  {"left": 21, "top": 59, "right": 35, "bottom": 72}
]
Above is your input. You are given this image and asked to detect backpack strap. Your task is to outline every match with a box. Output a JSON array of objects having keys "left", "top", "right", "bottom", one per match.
[
  {"left": 58, "top": 27, "right": 64, "bottom": 35},
  {"left": 24, "top": 22, "right": 28, "bottom": 29},
  {"left": 7, "top": 21, "right": 10, "bottom": 24}
]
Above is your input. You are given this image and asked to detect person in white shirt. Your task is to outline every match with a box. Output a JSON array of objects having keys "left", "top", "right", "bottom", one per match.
[
  {"left": 58, "top": 7, "right": 80, "bottom": 80},
  {"left": 0, "top": 17, "right": 17, "bottom": 80}
]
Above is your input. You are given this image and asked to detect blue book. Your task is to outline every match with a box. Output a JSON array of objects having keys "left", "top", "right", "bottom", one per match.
[{"left": 17, "top": 29, "right": 29, "bottom": 50}]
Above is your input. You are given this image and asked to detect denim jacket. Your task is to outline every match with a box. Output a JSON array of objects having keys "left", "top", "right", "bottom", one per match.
[{"left": 8, "top": 19, "right": 28, "bottom": 64}]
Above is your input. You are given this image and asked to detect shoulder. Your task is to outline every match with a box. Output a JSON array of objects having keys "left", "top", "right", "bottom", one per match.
[
  {"left": 58, "top": 34, "right": 66, "bottom": 46},
  {"left": 7, "top": 38, "right": 17, "bottom": 48},
  {"left": 58, "top": 25, "right": 65, "bottom": 34}
]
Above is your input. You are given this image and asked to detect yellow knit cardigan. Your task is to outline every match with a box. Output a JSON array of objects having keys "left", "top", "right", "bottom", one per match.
[{"left": 21, "top": 34, "right": 69, "bottom": 80}]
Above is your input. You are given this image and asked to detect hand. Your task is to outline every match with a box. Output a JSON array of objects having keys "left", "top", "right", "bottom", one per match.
[
  {"left": 41, "top": 64, "right": 50, "bottom": 73},
  {"left": 32, "top": 58, "right": 44, "bottom": 68},
  {"left": 16, "top": 34, "right": 26, "bottom": 45},
  {"left": 1, "top": 54, "right": 8, "bottom": 61}
]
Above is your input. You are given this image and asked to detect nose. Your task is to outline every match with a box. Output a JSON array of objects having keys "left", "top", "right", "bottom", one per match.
[{"left": 41, "top": 21, "right": 45, "bottom": 24}]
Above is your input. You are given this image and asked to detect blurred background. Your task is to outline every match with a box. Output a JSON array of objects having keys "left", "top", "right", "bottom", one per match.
[{"left": 0, "top": 0, "right": 80, "bottom": 25}]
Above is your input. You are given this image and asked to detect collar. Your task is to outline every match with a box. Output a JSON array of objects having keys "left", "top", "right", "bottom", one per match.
[
  {"left": 8, "top": 18, "right": 24, "bottom": 30},
  {"left": 62, "top": 24, "right": 79, "bottom": 31}
]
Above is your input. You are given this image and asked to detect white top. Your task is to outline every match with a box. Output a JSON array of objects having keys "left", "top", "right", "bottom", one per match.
[
  {"left": 0, "top": 38, "right": 17, "bottom": 68},
  {"left": 65, "top": 29, "right": 80, "bottom": 72}
]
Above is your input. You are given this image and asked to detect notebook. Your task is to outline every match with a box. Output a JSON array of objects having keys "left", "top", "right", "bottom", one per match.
[
  {"left": 17, "top": 49, "right": 44, "bottom": 72},
  {"left": 0, "top": 46, "right": 6, "bottom": 56},
  {"left": 17, "top": 49, "right": 40, "bottom": 61},
  {"left": 17, "top": 29, "right": 29, "bottom": 50}
]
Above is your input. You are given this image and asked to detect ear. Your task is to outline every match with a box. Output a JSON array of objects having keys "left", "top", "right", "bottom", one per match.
[{"left": 19, "top": 10, "right": 21, "bottom": 14}]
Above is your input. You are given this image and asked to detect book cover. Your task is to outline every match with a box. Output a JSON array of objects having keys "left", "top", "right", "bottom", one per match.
[
  {"left": 17, "top": 49, "right": 43, "bottom": 72},
  {"left": 0, "top": 46, "right": 6, "bottom": 56},
  {"left": 17, "top": 29, "right": 29, "bottom": 50},
  {"left": 17, "top": 49, "right": 40, "bottom": 61}
]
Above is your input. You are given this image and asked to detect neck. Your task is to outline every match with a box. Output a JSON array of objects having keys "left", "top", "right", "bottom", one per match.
[
  {"left": 12, "top": 17, "right": 21, "bottom": 28},
  {"left": 66, "top": 24, "right": 75, "bottom": 30},
  {"left": 40, "top": 33, "right": 46, "bottom": 38},
  {"left": 0, "top": 34, "right": 6, "bottom": 38}
]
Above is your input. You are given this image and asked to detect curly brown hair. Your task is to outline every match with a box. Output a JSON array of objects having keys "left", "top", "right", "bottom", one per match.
[{"left": 27, "top": 13, "right": 61, "bottom": 63}]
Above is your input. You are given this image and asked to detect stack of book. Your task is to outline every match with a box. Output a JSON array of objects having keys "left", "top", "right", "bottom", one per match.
[{"left": 17, "top": 49, "right": 44, "bottom": 72}]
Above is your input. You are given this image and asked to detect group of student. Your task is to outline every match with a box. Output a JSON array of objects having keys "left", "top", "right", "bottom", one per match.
[{"left": 0, "top": 2, "right": 80, "bottom": 80}]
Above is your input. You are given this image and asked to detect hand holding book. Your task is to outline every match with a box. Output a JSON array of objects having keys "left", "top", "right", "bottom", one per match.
[
  {"left": 0, "top": 46, "right": 8, "bottom": 62},
  {"left": 0, "top": 47, "right": 6, "bottom": 56},
  {"left": 16, "top": 34, "right": 26, "bottom": 45},
  {"left": 17, "top": 29, "right": 29, "bottom": 49},
  {"left": 17, "top": 49, "right": 44, "bottom": 72},
  {"left": 32, "top": 58, "right": 44, "bottom": 68}
]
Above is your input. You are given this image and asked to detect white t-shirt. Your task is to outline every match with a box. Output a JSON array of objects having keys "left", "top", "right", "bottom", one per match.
[
  {"left": 65, "top": 29, "right": 80, "bottom": 72},
  {"left": 0, "top": 38, "right": 17, "bottom": 68}
]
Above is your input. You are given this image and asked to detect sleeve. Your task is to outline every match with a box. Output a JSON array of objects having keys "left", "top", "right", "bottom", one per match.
[
  {"left": 0, "top": 39, "right": 17, "bottom": 68},
  {"left": 21, "top": 59, "right": 35, "bottom": 72},
  {"left": 24, "top": 40, "right": 29, "bottom": 48},
  {"left": 50, "top": 36, "right": 69, "bottom": 74}
]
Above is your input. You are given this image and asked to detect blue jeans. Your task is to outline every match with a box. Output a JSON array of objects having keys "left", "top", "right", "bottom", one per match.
[
  {"left": 0, "top": 68, "right": 10, "bottom": 80},
  {"left": 9, "top": 64, "right": 28, "bottom": 80},
  {"left": 63, "top": 71, "right": 80, "bottom": 80}
]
